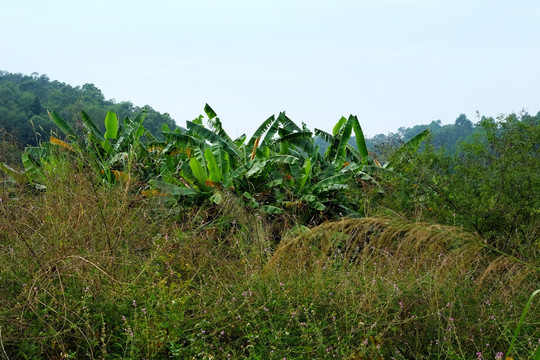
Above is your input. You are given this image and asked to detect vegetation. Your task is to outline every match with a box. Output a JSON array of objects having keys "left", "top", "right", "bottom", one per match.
[
  {"left": 0, "top": 92, "right": 538, "bottom": 358},
  {"left": 0, "top": 71, "right": 176, "bottom": 147}
]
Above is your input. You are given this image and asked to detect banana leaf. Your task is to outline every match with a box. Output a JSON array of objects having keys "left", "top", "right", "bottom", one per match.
[
  {"left": 48, "top": 110, "right": 77, "bottom": 140},
  {"left": 148, "top": 180, "right": 199, "bottom": 196},
  {"left": 385, "top": 129, "right": 430, "bottom": 169},
  {"left": 81, "top": 110, "right": 105, "bottom": 142},
  {"left": 248, "top": 115, "right": 276, "bottom": 148},
  {"left": 104, "top": 111, "right": 118, "bottom": 140}
]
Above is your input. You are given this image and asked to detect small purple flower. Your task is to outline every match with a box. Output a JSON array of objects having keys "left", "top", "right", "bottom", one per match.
[
  {"left": 495, "top": 352, "right": 504, "bottom": 360},
  {"left": 122, "top": 315, "right": 126, "bottom": 321},
  {"left": 201, "top": 329, "right": 205, "bottom": 334},
  {"left": 142, "top": 308, "right": 146, "bottom": 314},
  {"left": 220, "top": 330, "right": 225, "bottom": 335},
  {"left": 132, "top": 300, "right": 136, "bottom": 307}
]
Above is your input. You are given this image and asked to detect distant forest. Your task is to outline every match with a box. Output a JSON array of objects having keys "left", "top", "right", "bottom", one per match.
[
  {"left": 1, "top": 70, "right": 539, "bottom": 156},
  {"left": 0, "top": 71, "right": 176, "bottom": 146}
]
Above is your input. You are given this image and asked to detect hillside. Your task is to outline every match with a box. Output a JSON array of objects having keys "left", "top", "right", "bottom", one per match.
[{"left": 0, "top": 71, "right": 176, "bottom": 147}]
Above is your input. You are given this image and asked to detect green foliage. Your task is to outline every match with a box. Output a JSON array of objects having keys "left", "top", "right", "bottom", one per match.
[
  {"left": 1, "top": 106, "right": 539, "bottom": 359},
  {"left": 374, "top": 112, "right": 540, "bottom": 259},
  {"left": 0, "top": 71, "right": 176, "bottom": 146}
]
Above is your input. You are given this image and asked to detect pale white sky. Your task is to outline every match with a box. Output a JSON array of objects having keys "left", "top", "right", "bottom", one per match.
[{"left": 2, "top": 0, "right": 539, "bottom": 137}]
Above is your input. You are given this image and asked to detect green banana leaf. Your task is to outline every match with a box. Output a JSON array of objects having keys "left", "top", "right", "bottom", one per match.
[
  {"left": 104, "top": 111, "right": 118, "bottom": 140},
  {"left": 49, "top": 110, "right": 77, "bottom": 140}
]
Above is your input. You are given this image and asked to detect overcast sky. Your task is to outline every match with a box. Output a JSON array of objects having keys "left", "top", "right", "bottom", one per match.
[{"left": 2, "top": 0, "right": 539, "bottom": 137}]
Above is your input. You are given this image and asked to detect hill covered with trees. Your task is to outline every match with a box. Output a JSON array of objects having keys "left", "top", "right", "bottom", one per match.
[{"left": 0, "top": 71, "right": 176, "bottom": 146}]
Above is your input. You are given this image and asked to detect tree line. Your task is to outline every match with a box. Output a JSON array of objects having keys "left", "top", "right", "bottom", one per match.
[{"left": 0, "top": 71, "right": 176, "bottom": 146}]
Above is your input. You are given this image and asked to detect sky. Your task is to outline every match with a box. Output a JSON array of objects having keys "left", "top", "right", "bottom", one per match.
[{"left": 1, "top": 0, "right": 539, "bottom": 138}]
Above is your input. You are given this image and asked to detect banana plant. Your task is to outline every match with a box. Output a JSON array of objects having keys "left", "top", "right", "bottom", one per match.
[
  {"left": 315, "top": 115, "right": 370, "bottom": 168},
  {"left": 21, "top": 109, "right": 152, "bottom": 185}
]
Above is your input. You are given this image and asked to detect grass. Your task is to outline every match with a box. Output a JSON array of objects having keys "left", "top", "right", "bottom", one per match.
[{"left": 0, "top": 154, "right": 538, "bottom": 359}]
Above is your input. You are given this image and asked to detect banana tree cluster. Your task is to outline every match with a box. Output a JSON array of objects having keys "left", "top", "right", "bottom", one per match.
[
  {"left": 9, "top": 104, "right": 429, "bottom": 220},
  {"left": 18, "top": 109, "right": 152, "bottom": 187}
]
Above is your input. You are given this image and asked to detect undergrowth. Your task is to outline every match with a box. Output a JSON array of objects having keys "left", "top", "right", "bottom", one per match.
[{"left": 0, "top": 151, "right": 538, "bottom": 359}]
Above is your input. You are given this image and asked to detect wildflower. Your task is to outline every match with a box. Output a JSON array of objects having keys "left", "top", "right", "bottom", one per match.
[
  {"left": 494, "top": 352, "right": 504, "bottom": 360},
  {"left": 201, "top": 329, "right": 206, "bottom": 334},
  {"left": 132, "top": 300, "right": 136, "bottom": 307},
  {"left": 142, "top": 308, "right": 146, "bottom": 314},
  {"left": 475, "top": 351, "right": 482, "bottom": 359},
  {"left": 263, "top": 307, "right": 269, "bottom": 312},
  {"left": 490, "top": 315, "right": 495, "bottom": 320},
  {"left": 449, "top": 317, "right": 454, "bottom": 322},
  {"left": 122, "top": 315, "right": 126, "bottom": 321},
  {"left": 220, "top": 330, "right": 225, "bottom": 335},
  {"left": 34, "top": 287, "right": 38, "bottom": 291}
]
